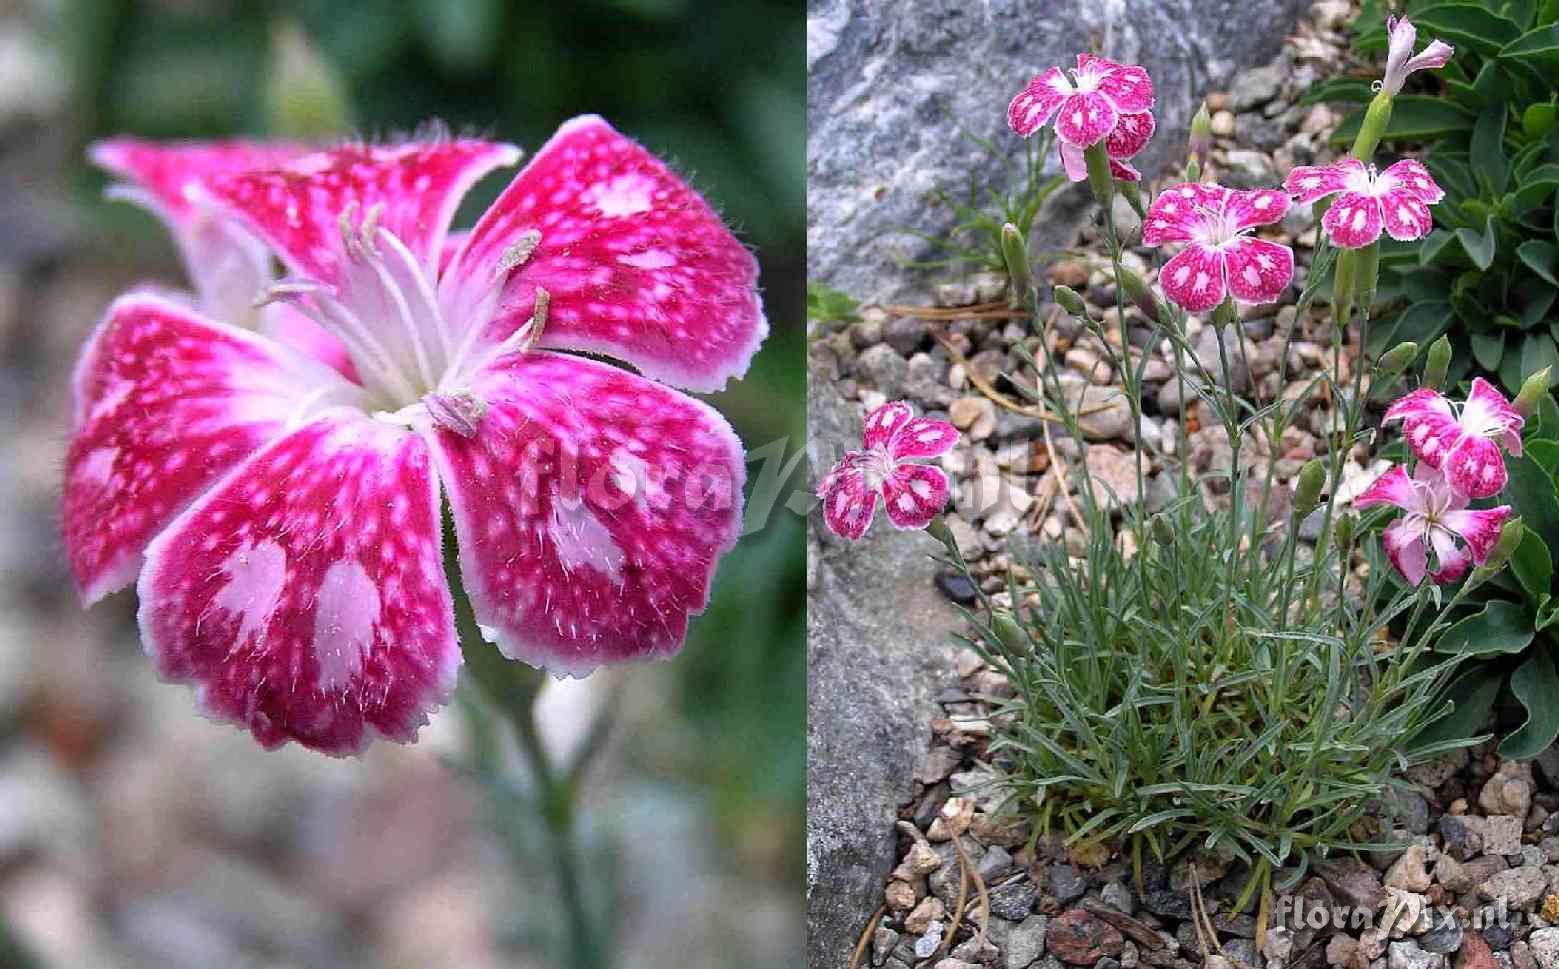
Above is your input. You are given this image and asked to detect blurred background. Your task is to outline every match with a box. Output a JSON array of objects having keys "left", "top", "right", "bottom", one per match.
[{"left": 0, "top": 0, "right": 804, "bottom": 967}]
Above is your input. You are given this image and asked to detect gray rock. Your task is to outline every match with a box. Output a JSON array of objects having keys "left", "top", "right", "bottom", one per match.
[
  {"left": 807, "top": 381, "right": 963, "bottom": 969},
  {"left": 989, "top": 879, "right": 1039, "bottom": 921},
  {"left": 807, "top": 0, "right": 1308, "bottom": 306},
  {"left": 1007, "top": 915, "right": 1050, "bottom": 969},
  {"left": 1530, "top": 931, "right": 1559, "bottom": 969},
  {"left": 1441, "top": 815, "right": 1486, "bottom": 862},
  {"left": 981, "top": 845, "right": 1016, "bottom": 882},
  {"left": 1390, "top": 940, "right": 1448, "bottom": 969},
  {"left": 1483, "top": 816, "right": 1524, "bottom": 857},
  {"left": 1230, "top": 61, "right": 1286, "bottom": 111},
  {"left": 1101, "top": 880, "right": 1136, "bottom": 915},
  {"left": 855, "top": 343, "right": 909, "bottom": 397},
  {"left": 1317, "top": 858, "right": 1386, "bottom": 911},
  {"left": 1051, "top": 864, "right": 1088, "bottom": 905},
  {"left": 885, "top": 316, "right": 930, "bottom": 356},
  {"left": 875, "top": 926, "right": 901, "bottom": 966},
  {"left": 1221, "top": 149, "right": 1278, "bottom": 188},
  {"left": 1480, "top": 866, "right": 1547, "bottom": 908}
]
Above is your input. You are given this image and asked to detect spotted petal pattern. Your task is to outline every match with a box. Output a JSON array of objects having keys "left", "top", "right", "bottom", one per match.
[
  {"left": 1283, "top": 160, "right": 1361, "bottom": 205},
  {"left": 1053, "top": 91, "right": 1119, "bottom": 148},
  {"left": 1379, "top": 187, "right": 1434, "bottom": 241},
  {"left": 890, "top": 417, "right": 960, "bottom": 461},
  {"left": 1007, "top": 67, "right": 1071, "bottom": 137},
  {"left": 1225, "top": 189, "right": 1289, "bottom": 231},
  {"left": 1385, "top": 389, "right": 1460, "bottom": 469},
  {"left": 427, "top": 351, "right": 745, "bottom": 676},
  {"left": 863, "top": 401, "right": 915, "bottom": 450},
  {"left": 1223, "top": 237, "right": 1294, "bottom": 305},
  {"left": 63, "top": 293, "right": 357, "bottom": 605},
  {"left": 1104, "top": 110, "right": 1155, "bottom": 159},
  {"left": 1080, "top": 54, "right": 1154, "bottom": 113},
  {"left": 1142, "top": 183, "right": 1227, "bottom": 245},
  {"left": 818, "top": 453, "right": 876, "bottom": 542},
  {"left": 881, "top": 464, "right": 949, "bottom": 529},
  {"left": 1321, "top": 191, "right": 1384, "bottom": 248},
  {"left": 136, "top": 414, "right": 458, "bottom": 754},
  {"left": 1383, "top": 158, "right": 1444, "bottom": 203},
  {"left": 1158, "top": 243, "right": 1228, "bottom": 313}
]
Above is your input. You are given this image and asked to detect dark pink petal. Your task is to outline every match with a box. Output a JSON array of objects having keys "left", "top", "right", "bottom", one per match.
[
  {"left": 1222, "top": 237, "right": 1294, "bottom": 305},
  {"left": 1053, "top": 91, "right": 1118, "bottom": 148},
  {"left": 258, "top": 304, "right": 357, "bottom": 381},
  {"left": 1283, "top": 160, "right": 1361, "bottom": 204},
  {"left": 63, "top": 293, "right": 356, "bottom": 605},
  {"left": 441, "top": 116, "right": 766, "bottom": 393},
  {"left": 1379, "top": 187, "right": 1434, "bottom": 241},
  {"left": 891, "top": 417, "right": 960, "bottom": 461},
  {"left": 1463, "top": 377, "right": 1524, "bottom": 444},
  {"left": 1381, "top": 158, "right": 1444, "bottom": 204},
  {"left": 1321, "top": 191, "right": 1384, "bottom": 248},
  {"left": 1058, "top": 140, "right": 1143, "bottom": 184},
  {"left": 1007, "top": 67, "right": 1071, "bottom": 137},
  {"left": 1158, "top": 243, "right": 1228, "bottom": 313},
  {"left": 1443, "top": 506, "right": 1511, "bottom": 565},
  {"left": 1426, "top": 526, "right": 1470, "bottom": 584},
  {"left": 1142, "top": 183, "right": 1228, "bottom": 245},
  {"left": 818, "top": 452, "right": 877, "bottom": 541},
  {"left": 1080, "top": 55, "right": 1154, "bottom": 114},
  {"left": 1442, "top": 434, "right": 1509, "bottom": 499},
  {"left": 208, "top": 140, "right": 521, "bottom": 285},
  {"left": 881, "top": 464, "right": 950, "bottom": 530},
  {"left": 1354, "top": 464, "right": 1416, "bottom": 511},
  {"left": 1224, "top": 189, "right": 1289, "bottom": 230},
  {"left": 1110, "top": 157, "right": 1142, "bottom": 182},
  {"left": 1382, "top": 517, "right": 1429, "bottom": 586},
  {"left": 136, "top": 414, "right": 458, "bottom": 754},
  {"left": 91, "top": 138, "right": 307, "bottom": 223},
  {"left": 862, "top": 401, "right": 914, "bottom": 450},
  {"left": 427, "top": 351, "right": 745, "bottom": 675},
  {"left": 1385, "top": 388, "right": 1458, "bottom": 470},
  {"left": 440, "top": 229, "right": 470, "bottom": 276},
  {"left": 1105, "top": 110, "right": 1155, "bottom": 160}
]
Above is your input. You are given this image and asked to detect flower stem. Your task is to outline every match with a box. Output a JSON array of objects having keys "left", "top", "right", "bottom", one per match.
[{"left": 442, "top": 508, "right": 609, "bottom": 969}]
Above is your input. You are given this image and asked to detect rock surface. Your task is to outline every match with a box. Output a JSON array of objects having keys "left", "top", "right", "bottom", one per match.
[
  {"left": 807, "top": 0, "right": 1308, "bottom": 305},
  {"left": 807, "top": 380, "right": 962, "bottom": 969}
]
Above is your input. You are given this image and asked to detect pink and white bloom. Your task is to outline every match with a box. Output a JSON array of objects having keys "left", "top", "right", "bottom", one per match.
[
  {"left": 1384, "top": 379, "right": 1524, "bottom": 500},
  {"left": 1009, "top": 54, "right": 1155, "bottom": 158},
  {"left": 1355, "top": 464, "right": 1510, "bottom": 586},
  {"left": 64, "top": 118, "right": 765, "bottom": 754},
  {"left": 817, "top": 402, "right": 959, "bottom": 541},
  {"left": 1056, "top": 108, "right": 1155, "bottom": 183},
  {"left": 1284, "top": 158, "right": 1444, "bottom": 248},
  {"left": 1141, "top": 182, "right": 1295, "bottom": 312},
  {"left": 1381, "top": 16, "right": 1454, "bottom": 97}
]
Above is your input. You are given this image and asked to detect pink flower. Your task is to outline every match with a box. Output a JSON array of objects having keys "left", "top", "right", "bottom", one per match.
[
  {"left": 1355, "top": 464, "right": 1510, "bottom": 586},
  {"left": 1381, "top": 16, "right": 1454, "bottom": 96},
  {"left": 1383, "top": 379, "right": 1524, "bottom": 500},
  {"left": 1008, "top": 54, "right": 1155, "bottom": 155},
  {"left": 817, "top": 402, "right": 959, "bottom": 540},
  {"left": 64, "top": 118, "right": 766, "bottom": 753},
  {"left": 1141, "top": 182, "right": 1295, "bottom": 312},
  {"left": 1283, "top": 158, "right": 1444, "bottom": 248},
  {"left": 1056, "top": 108, "right": 1155, "bottom": 183}
]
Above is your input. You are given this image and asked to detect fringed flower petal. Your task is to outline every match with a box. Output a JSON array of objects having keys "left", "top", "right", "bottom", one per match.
[
  {"left": 1321, "top": 191, "right": 1384, "bottom": 248},
  {"left": 881, "top": 464, "right": 949, "bottom": 530},
  {"left": 890, "top": 417, "right": 960, "bottom": 461},
  {"left": 1283, "top": 160, "right": 1360, "bottom": 205},
  {"left": 862, "top": 401, "right": 915, "bottom": 450},
  {"left": 1007, "top": 67, "right": 1071, "bottom": 137},
  {"left": 1222, "top": 237, "right": 1294, "bottom": 306},
  {"left": 1158, "top": 243, "right": 1228, "bottom": 313}
]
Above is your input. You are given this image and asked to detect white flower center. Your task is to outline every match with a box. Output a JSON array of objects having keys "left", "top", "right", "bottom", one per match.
[{"left": 861, "top": 446, "right": 896, "bottom": 491}]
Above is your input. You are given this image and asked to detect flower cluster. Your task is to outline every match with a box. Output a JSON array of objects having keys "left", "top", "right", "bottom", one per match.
[
  {"left": 1008, "top": 54, "right": 1156, "bottom": 182},
  {"left": 817, "top": 402, "right": 959, "bottom": 541},
  {"left": 1358, "top": 380, "right": 1521, "bottom": 586},
  {"left": 67, "top": 119, "right": 766, "bottom": 753}
]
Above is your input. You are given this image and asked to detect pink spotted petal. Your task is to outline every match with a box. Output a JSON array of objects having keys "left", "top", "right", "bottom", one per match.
[
  {"left": 1384, "top": 388, "right": 1458, "bottom": 470},
  {"left": 1381, "top": 158, "right": 1444, "bottom": 204},
  {"left": 1110, "top": 157, "right": 1142, "bottom": 182},
  {"left": 1442, "top": 434, "right": 1509, "bottom": 499},
  {"left": 207, "top": 140, "right": 522, "bottom": 285},
  {"left": 1080, "top": 55, "right": 1155, "bottom": 114},
  {"left": 1354, "top": 464, "right": 1417, "bottom": 512},
  {"left": 891, "top": 417, "right": 960, "bottom": 461},
  {"left": 441, "top": 116, "right": 766, "bottom": 394},
  {"left": 818, "top": 452, "right": 878, "bottom": 542},
  {"left": 1008, "top": 67, "right": 1071, "bottom": 137},
  {"left": 1142, "top": 183, "right": 1229, "bottom": 245},
  {"left": 1382, "top": 517, "right": 1429, "bottom": 586},
  {"left": 1105, "top": 110, "right": 1155, "bottom": 160},
  {"left": 1321, "top": 191, "right": 1384, "bottom": 248},
  {"left": 1225, "top": 189, "right": 1289, "bottom": 230},
  {"left": 1426, "top": 526, "right": 1471, "bottom": 584},
  {"left": 1379, "top": 187, "right": 1434, "bottom": 241},
  {"left": 1222, "top": 237, "right": 1294, "bottom": 306},
  {"left": 1158, "top": 243, "right": 1229, "bottom": 313},
  {"left": 1284, "top": 160, "right": 1362, "bottom": 205},
  {"left": 1463, "top": 378, "right": 1524, "bottom": 445},
  {"left": 427, "top": 351, "right": 744, "bottom": 675},
  {"left": 863, "top": 401, "right": 914, "bottom": 450},
  {"left": 1053, "top": 91, "right": 1119, "bottom": 148},
  {"left": 1443, "top": 506, "right": 1512, "bottom": 565},
  {"left": 881, "top": 464, "right": 950, "bottom": 530},
  {"left": 91, "top": 138, "right": 307, "bottom": 224},
  {"left": 63, "top": 293, "right": 358, "bottom": 605},
  {"left": 136, "top": 414, "right": 458, "bottom": 754}
]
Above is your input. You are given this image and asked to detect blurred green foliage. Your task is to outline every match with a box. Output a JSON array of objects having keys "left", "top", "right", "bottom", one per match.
[{"left": 57, "top": 0, "right": 804, "bottom": 884}]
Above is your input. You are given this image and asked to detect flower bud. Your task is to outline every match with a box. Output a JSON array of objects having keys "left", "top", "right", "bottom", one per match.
[
  {"left": 1377, "top": 341, "right": 1419, "bottom": 376},
  {"left": 1423, "top": 335, "right": 1452, "bottom": 391},
  {"left": 1332, "top": 513, "right": 1355, "bottom": 558},
  {"left": 991, "top": 611, "right": 1028, "bottom": 652},
  {"left": 1189, "top": 102, "right": 1212, "bottom": 165},
  {"left": 1293, "top": 459, "right": 1326, "bottom": 519},
  {"left": 1150, "top": 513, "right": 1174, "bottom": 546},
  {"left": 1514, "top": 366, "right": 1553, "bottom": 418},
  {"left": 1118, "top": 266, "right": 1165, "bottom": 325},
  {"left": 1053, "top": 284, "right": 1088, "bottom": 318},
  {"left": 265, "top": 19, "right": 352, "bottom": 138},
  {"left": 1002, "top": 223, "right": 1031, "bottom": 300}
]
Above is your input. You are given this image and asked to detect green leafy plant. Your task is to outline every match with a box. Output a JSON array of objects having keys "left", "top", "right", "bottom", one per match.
[
  {"left": 806, "top": 281, "right": 861, "bottom": 327},
  {"left": 1305, "top": 0, "right": 1559, "bottom": 392}
]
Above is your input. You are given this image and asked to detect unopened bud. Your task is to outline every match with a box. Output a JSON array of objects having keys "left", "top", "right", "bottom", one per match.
[
  {"left": 1424, "top": 336, "right": 1452, "bottom": 390},
  {"left": 1333, "top": 514, "right": 1355, "bottom": 558},
  {"left": 991, "top": 611, "right": 1027, "bottom": 652},
  {"left": 1377, "top": 341, "right": 1419, "bottom": 376},
  {"left": 265, "top": 19, "right": 352, "bottom": 138},
  {"left": 1150, "top": 513, "right": 1174, "bottom": 546},
  {"left": 1053, "top": 284, "right": 1088, "bottom": 318},
  {"left": 1293, "top": 459, "right": 1326, "bottom": 519},
  {"left": 1188, "top": 102, "right": 1212, "bottom": 164},
  {"left": 1514, "top": 367, "right": 1553, "bottom": 418},
  {"left": 1002, "top": 223, "right": 1031, "bottom": 300}
]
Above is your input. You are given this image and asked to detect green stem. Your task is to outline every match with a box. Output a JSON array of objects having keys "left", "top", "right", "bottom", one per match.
[{"left": 443, "top": 508, "right": 609, "bottom": 969}]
